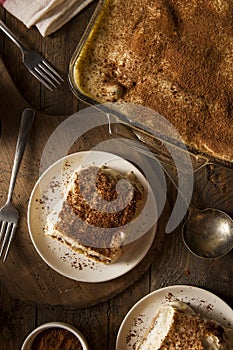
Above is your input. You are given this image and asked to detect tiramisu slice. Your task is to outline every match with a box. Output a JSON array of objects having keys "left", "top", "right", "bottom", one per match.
[
  {"left": 45, "top": 165, "right": 144, "bottom": 264},
  {"left": 136, "top": 301, "right": 233, "bottom": 350}
]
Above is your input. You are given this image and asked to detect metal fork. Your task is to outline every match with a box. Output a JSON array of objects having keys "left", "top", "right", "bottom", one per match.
[
  {"left": 0, "top": 108, "right": 35, "bottom": 262},
  {"left": 0, "top": 19, "right": 64, "bottom": 91}
]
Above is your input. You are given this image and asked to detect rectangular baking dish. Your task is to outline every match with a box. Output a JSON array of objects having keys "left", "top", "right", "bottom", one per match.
[{"left": 68, "top": 0, "right": 233, "bottom": 170}]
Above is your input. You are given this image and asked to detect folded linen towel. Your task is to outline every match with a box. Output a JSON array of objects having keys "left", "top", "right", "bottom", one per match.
[{"left": 0, "top": 0, "right": 94, "bottom": 36}]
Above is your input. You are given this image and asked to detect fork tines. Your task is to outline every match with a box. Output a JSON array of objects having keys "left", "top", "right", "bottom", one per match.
[
  {"left": 0, "top": 220, "right": 17, "bottom": 262},
  {"left": 32, "top": 59, "right": 64, "bottom": 91}
]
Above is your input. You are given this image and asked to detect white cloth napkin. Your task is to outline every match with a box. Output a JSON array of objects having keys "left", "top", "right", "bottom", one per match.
[{"left": 0, "top": 0, "right": 94, "bottom": 36}]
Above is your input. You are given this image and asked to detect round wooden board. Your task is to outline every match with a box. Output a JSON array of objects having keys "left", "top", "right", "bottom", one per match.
[{"left": 0, "top": 57, "right": 170, "bottom": 307}]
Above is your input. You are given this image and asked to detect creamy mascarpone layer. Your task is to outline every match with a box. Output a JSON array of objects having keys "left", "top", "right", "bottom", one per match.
[{"left": 136, "top": 301, "right": 233, "bottom": 350}]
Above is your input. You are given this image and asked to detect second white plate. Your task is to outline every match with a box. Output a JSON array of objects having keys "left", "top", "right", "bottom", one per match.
[
  {"left": 116, "top": 285, "right": 233, "bottom": 349},
  {"left": 28, "top": 151, "right": 158, "bottom": 282}
]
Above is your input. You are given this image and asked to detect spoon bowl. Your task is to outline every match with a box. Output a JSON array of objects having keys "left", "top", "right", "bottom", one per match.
[{"left": 182, "top": 208, "right": 233, "bottom": 258}]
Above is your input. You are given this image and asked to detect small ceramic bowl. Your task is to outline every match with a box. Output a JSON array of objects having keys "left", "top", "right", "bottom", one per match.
[{"left": 21, "top": 321, "right": 89, "bottom": 350}]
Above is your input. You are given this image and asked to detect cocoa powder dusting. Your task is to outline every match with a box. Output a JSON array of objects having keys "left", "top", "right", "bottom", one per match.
[
  {"left": 31, "top": 328, "right": 83, "bottom": 350},
  {"left": 50, "top": 165, "right": 144, "bottom": 263},
  {"left": 75, "top": 0, "right": 233, "bottom": 162}
]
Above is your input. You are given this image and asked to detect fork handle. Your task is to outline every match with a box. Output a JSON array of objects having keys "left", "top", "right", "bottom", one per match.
[
  {"left": 7, "top": 108, "right": 35, "bottom": 203},
  {"left": 0, "top": 19, "right": 28, "bottom": 54}
]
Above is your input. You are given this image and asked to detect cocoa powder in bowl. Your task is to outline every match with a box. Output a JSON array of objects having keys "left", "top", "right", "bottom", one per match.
[{"left": 31, "top": 328, "right": 83, "bottom": 350}]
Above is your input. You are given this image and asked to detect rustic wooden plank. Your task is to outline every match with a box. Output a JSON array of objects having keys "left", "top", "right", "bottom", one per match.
[
  {"left": 3, "top": 12, "right": 41, "bottom": 110},
  {"left": 108, "top": 271, "right": 150, "bottom": 350},
  {"left": 0, "top": 281, "right": 36, "bottom": 350},
  {"left": 40, "top": 2, "right": 97, "bottom": 116},
  {"left": 34, "top": 301, "right": 109, "bottom": 350},
  {"left": 0, "top": 8, "right": 5, "bottom": 57},
  {"left": 150, "top": 166, "right": 233, "bottom": 308},
  {"left": 66, "top": 303, "right": 109, "bottom": 350}
]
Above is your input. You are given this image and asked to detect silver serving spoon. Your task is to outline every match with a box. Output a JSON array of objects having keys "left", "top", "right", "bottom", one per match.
[
  {"left": 182, "top": 207, "right": 233, "bottom": 258},
  {"left": 105, "top": 111, "right": 233, "bottom": 258}
]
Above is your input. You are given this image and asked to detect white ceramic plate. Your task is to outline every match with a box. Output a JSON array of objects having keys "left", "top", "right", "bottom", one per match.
[
  {"left": 28, "top": 151, "right": 157, "bottom": 282},
  {"left": 116, "top": 285, "right": 233, "bottom": 349}
]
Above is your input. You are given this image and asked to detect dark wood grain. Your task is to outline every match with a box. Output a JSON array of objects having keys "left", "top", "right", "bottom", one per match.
[{"left": 0, "top": 3, "right": 232, "bottom": 350}]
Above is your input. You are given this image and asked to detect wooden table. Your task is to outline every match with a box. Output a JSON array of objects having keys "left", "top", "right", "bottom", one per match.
[{"left": 0, "top": 2, "right": 232, "bottom": 349}]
